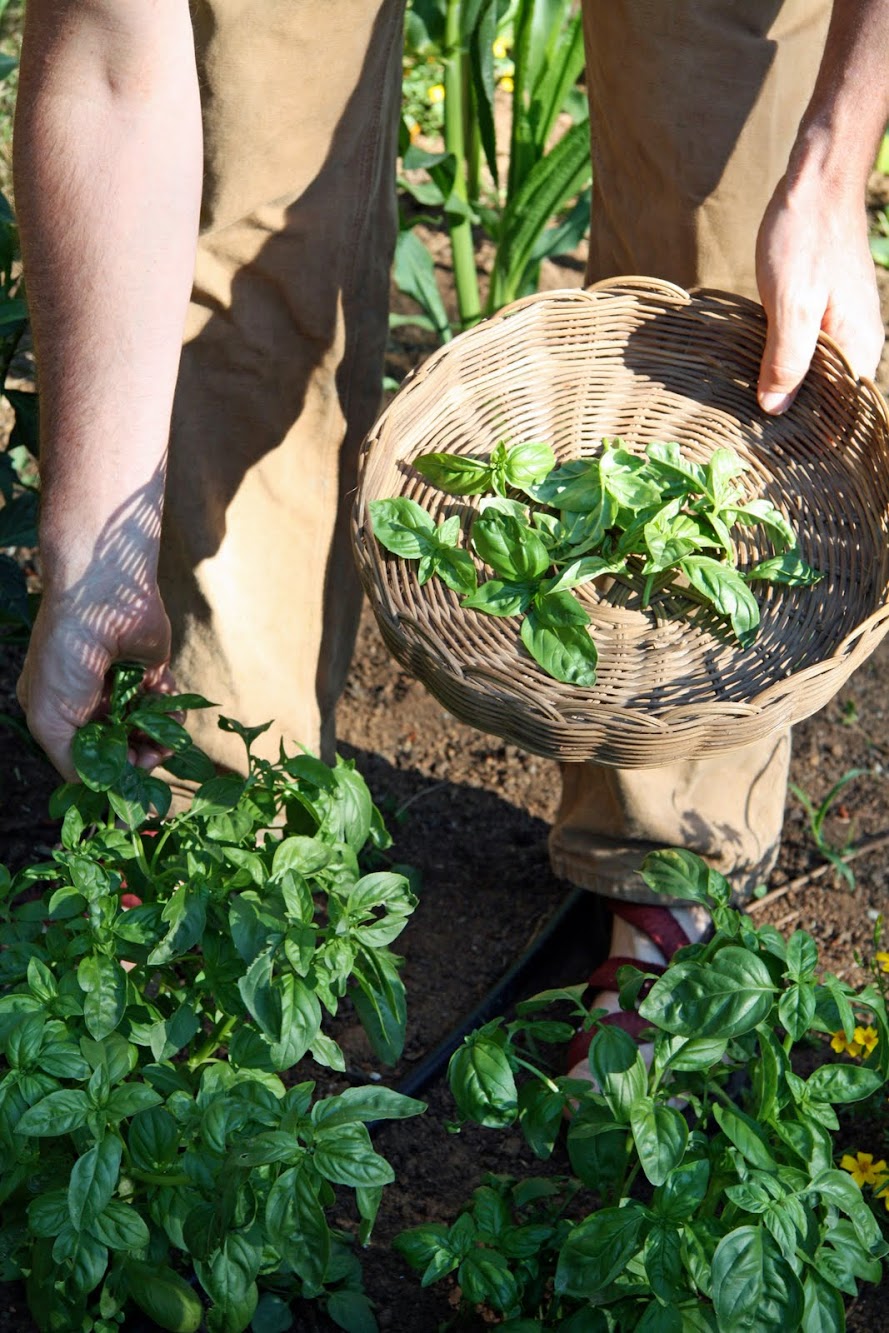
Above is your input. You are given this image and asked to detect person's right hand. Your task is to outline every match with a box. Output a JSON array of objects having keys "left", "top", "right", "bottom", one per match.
[{"left": 17, "top": 578, "right": 174, "bottom": 781}]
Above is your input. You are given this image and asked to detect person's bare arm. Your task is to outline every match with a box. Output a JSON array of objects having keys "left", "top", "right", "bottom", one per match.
[
  {"left": 14, "top": 0, "right": 202, "bottom": 776},
  {"left": 757, "top": 0, "right": 889, "bottom": 412}
]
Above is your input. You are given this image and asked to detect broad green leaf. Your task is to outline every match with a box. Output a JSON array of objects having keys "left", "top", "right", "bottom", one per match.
[
  {"left": 313, "top": 1121, "right": 395, "bottom": 1187},
  {"left": 368, "top": 496, "right": 436, "bottom": 559},
  {"left": 654, "top": 1157, "right": 710, "bottom": 1220},
  {"left": 272, "top": 835, "right": 331, "bottom": 878},
  {"left": 555, "top": 1204, "right": 648, "bottom": 1295},
  {"left": 125, "top": 1260, "right": 203, "bottom": 1333},
  {"left": 472, "top": 510, "right": 551, "bottom": 581},
  {"left": 27, "top": 1189, "right": 70, "bottom": 1238},
  {"left": 712, "top": 1103, "right": 776, "bottom": 1170},
  {"left": 645, "top": 441, "right": 707, "bottom": 491},
  {"left": 91, "top": 1199, "right": 150, "bottom": 1251},
  {"left": 640, "top": 946, "right": 776, "bottom": 1038},
  {"left": 545, "top": 555, "right": 625, "bottom": 593},
  {"left": 16, "top": 1089, "right": 91, "bottom": 1137},
  {"left": 68, "top": 1135, "right": 122, "bottom": 1230},
  {"left": 728, "top": 498, "right": 797, "bottom": 551},
  {"left": 504, "top": 441, "right": 557, "bottom": 491},
  {"left": 77, "top": 954, "right": 127, "bottom": 1040},
  {"left": 746, "top": 550, "right": 822, "bottom": 586},
  {"left": 631, "top": 1097, "right": 688, "bottom": 1185},
  {"left": 778, "top": 982, "right": 816, "bottom": 1041},
  {"left": 640, "top": 849, "right": 731, "bottom": 908},
  {"left": 588, "top": 1023, "right": 647, "bottom": 1124},
  {"left": 520, "top": 611, "right": 597, "bottom": 686},
  {"left": 458, "top": 1249, "right": 519, "bottom": 1313},
  {"left": 435, "top": 544, "right": 478, "bottom": 595},
  {"left": 127, "top": 1107, "right": 178, "bottom": 1171},
  {"left": 265, "top": 1166, "right": 329, "bottom": 1288},
  {"left": 148, "top": 886, "right": 208, "bottom": 965},
  {"left": 679, "top": 555, "right": 760, "bottom": 645},
  {"left": 448, "top": 1034, "right": 517, "bottom": 1128},
  {"left": 805, "top": 1063, "right": 882, "bottom": 1104},
  {"left": 351, "top": 949, "right": 407, "bottom": 1065},
  {"left": 532, "top": 588, "right": 590, "bottom": 627},
  {"left": 311, "top": 1084, "right": 425, "bottom": 1128},
  {"left": 72, "top": 723, "right": 128, "bottom": 791},
  {"left": 712, "top": 1225, "right": 804, "bottom": 1331},
  {"left": 802, "top": 1272, "right": 846, "bottom": 1333},
  {"left": 644, "top": 1224, "right": 684, "bottom": 1304},
  {"left": 270, "top": 973, "right": 322, "bottom": 1070},
  {"left": 412, "top": 451, "right": 493, "bottom": 495},
  {"left": 462, "top": 578, "right": 534, "bottom": 617}
]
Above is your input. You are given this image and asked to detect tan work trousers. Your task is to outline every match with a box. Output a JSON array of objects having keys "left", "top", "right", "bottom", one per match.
[{"left": 160, "top": 0, "right": 830, "bottom": 902}]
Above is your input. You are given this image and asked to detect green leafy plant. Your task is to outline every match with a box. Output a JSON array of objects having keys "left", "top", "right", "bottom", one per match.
[
  {"left": 398, "top": 849, "right": 889, "bottom": 1330},
  {"left": 370, "top": 438, "right": 821, "bottom": 686},
  {"left": 0, "top": 667, "right": 424, "bottom": 1333},
  {"left": 395, "top": 0, "right": 590, "bottom": 336},
  {"left": 790, "top": 768, "right": 870, "bottom": 891}
]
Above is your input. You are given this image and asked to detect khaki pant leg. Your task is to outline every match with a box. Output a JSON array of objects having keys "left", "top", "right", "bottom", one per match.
[
  {"left": 549, "top": 0, "right": 830, "bottom": 902},
  {"left": 158, "top": 0, "right": 405, "bottom": 772}
]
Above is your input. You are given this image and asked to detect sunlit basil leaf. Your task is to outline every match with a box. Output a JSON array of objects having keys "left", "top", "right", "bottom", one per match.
[
  {"left": 639, "top": 945, "right": 776, "bottom": 1038},
  {"left": 412, "top": 451, "right": 493, "bottom": 495},
  {"left": 712, "top": 1225, "right": 804, "bottom": 1331},
  {"left": 471, "top": 511, "right": 551, "bottom": 581},
  {"left": 728, "top": 497, "right": 797, "bottom": 552},
  {"left": 746, "top": 550, "right": 822, "bottom": 586},
  {"left": 504, "top": 441, "right": 556, "bottom": 492},
  {"left": 520, "top": 611, "right": 597, "bottom": 686},
  {"left": 448, "top": 1034, "right": 517, "bottom": 1128},
  {"left": 679, "top": 555, "right": 760, "bottom": 646},
  {"left": 369, "top": 497, "right": 436, "bottom": 558},
  {"left": 462, "top": 579, "right": 535, "bottom": 617}
]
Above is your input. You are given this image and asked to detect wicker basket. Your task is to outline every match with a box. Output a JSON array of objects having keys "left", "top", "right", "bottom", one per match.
[{"left": 352, "top": 278, "right": 889, "bottom": 766}]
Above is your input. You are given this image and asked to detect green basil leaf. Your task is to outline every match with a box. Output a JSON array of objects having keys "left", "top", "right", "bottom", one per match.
[
  {"left": 712, "top": 1103, "right": 776, "bottom": 1170},
  {"left": 68, "top": 1135, "right": 122, "bottom": 1230},
  {"left": 778, "top": 981, "right": 816, "bottom": 1041},
  {"left": 746, "top": 551, "right": 822, "bottom": 586},
  {"left": 269, "top": 973, "right": 322, "bottom": 1070},
  {"left": 90, "top": 1198, "right": 150, "bottom": 1251},
  {"left": 679, "top": 555, "right": 760, "bottom": 645},
  {"left": 520, "top": 612, "right": 597, "bottom": 686},
  {"left": 412, "top": 451, "right": 493, "bottom": 495},
  {"left": 645, "top": 441, "right": 707, "bottom": 491},
  {"left": 555, "top": 1204, "right": 648, "bottom": 1296},
  {"left": 448, "top": 1034, "right": 517, "bottom": 1128},
  {"left": 728, "top": 498, "right": 797, "bottom": 551},
  {"left": 147, "top": 886, "right": 208, "bottom": 966},
  {"left": 462, "top": 579, "right": 534, "bottom": 616},
  {"left": 639, "top": 946, "right": 776, "bottom": 1038},
  {"left": 434, "top": 545, "right": 478, "bottom": 595},
  {"left": 77, "top": 954, "right": 127, "bottom": 1040},
  {"left": 127, "top": 1107, "right": 179, "bottom": 1171},
  {"left": 588, "top": 1024, "right": 648, "bottom": 1124},
  {"left": 125, "top": 1259, "right": 204, "bottom": 1333},
  {"left": 313, "top": 1121, "right": 395, "bottom": 1188},
  {"left": 472, "top": 511, "right": 551, "bottom": 581},
  {"left": 653, "top": 1157, "right": 710, "bottom": 1221},
  {"left": 71, "top": 723, "right": 128, "bottom": 792},
  {"left": 504, "top": 441, "right": 556, "bottom": 491},
  {"left": 532, "top": 589, "right": 590, "bottom": 627},
  {"left": 640, "top": 848, "right": 731, "bottom": 908},
  {"left": 27, "top": 1189, "right": 70, "bottom": 1239},
  {"left": 545, "top": 555, "right": 625, "bottom": 593},
  {"left": 631, "top": 1098, "right": 688, "bottom": 1186},
  {"left": 369, "top": 497, "right": 436, "bottom": 557},
  {"left": 805, "top": 1063, "right": 883, "bottom": 1104},
  {"left": 711, "top": 1225, "right": 804, "bottom": 1331}
]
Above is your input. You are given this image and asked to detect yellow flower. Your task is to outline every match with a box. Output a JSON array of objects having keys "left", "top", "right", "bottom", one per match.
[
  {"left": 492, "top": 36, "right": 510, "bottom": 60},
  {"left": 877, "top": 1182, "right": 889, "bottom": 1212},
  {"left": 853, "top": 1025, "right": 879, "bottom": 1056},
  {"left": 427, "top": 83, "right": 445, "bottom": 105},
  {"left": 408, "top": 119, "right": 421, "bottom": 143},
  {"left": 840, "top": 1152, "right": 889, "bottom": 1188},
  {"left": 831, "top": 1028, "right": 863, "bottom": 1057},
  {"left": 876, "top": 950, "right": 889, "bottom": 973},
  {"left": 498, "top": 75, "right": 515, "bottom": 93}
]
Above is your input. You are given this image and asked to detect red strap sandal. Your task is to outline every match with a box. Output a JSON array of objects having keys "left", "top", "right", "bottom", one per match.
[{"left": 566, "top": 901, "right": 695, "bottom": 1071}]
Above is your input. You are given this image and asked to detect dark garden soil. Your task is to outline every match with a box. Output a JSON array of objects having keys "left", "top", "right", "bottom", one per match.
[{"left": 1, "top": 247, "right": 889, "bottom": 1331}]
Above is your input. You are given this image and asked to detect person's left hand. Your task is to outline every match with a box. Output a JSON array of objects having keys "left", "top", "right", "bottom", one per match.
[{"left": 756, "top": 175, "right": 884, "bottom": 414}]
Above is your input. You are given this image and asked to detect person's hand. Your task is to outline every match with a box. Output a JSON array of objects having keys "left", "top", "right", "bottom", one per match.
[
  {"left": 17, "top": 576, "right": 174, "bottom": 781},
  {"left": 755, "top": 175, "right": 884, "bottom": 414}
]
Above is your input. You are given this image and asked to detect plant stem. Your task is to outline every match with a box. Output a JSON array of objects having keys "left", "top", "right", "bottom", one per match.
[
  {"left": 129, "top": 1168, "right": 191, "bottom": 1187},
  {"left": 444, "top": 0, "right": 481, "bottom": 329},
  {"left": 512, "top": 1053, "right": 561, "bottom": 1095},
  {"left": 189, "top": 1015, "right": 237, "bottom": 1069}
]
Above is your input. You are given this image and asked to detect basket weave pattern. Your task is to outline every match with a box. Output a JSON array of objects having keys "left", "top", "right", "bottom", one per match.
[{"left": 353, "top": 279, "right": 889, "bottom": 766}]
